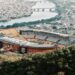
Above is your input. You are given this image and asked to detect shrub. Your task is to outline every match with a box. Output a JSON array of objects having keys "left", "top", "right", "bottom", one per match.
[{"left": 0, "top": 46, "right": 75, "bottom": 75}]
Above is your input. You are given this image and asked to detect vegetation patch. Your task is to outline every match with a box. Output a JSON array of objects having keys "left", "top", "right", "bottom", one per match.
[{"left": 0, "top": 46, "right": 75, "bottom": 75}]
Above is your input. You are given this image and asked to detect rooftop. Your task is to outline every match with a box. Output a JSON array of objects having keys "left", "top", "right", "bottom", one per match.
[{"left": 0, "top": 28, "right": 74, "bottom": 48}]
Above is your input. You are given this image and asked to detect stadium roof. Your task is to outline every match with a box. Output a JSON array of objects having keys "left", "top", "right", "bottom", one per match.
[
  {"left": 20, "top": 29, "right": 70, "bottom": 37},
  {"left": 0, "top": 36, "right": 55, "bottom": 48}
]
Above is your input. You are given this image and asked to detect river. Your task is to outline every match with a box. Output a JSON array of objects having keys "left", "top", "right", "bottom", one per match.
[{"left": 0, "top": 0, "right": 58, "bottom": 27}]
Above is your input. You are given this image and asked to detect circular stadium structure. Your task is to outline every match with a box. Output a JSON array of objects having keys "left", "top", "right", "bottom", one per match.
[{"left": 0, "top": 28, "right": 72, "bottom": 54}]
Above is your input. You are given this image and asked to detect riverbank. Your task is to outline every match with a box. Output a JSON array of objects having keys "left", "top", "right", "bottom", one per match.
[
  {"left": 0, "top": 15, "right": 60, "bottom": 29},
  {"left": 0, "top": 0, "right": 58, "bottom": 27}
]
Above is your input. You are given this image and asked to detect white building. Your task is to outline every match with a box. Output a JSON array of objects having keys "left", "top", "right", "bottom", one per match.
[{"left": 32, "top": 0, "right": 56, "bottom": 12}]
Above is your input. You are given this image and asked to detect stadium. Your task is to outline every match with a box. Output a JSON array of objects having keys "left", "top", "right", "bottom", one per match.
[{"left": 0, "top": 28, "right": 72, "bottom": 54}]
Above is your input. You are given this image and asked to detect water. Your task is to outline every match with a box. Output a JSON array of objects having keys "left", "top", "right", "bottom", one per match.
[{"left": 0, "top": 0, "right": 58, "bottom": 27}]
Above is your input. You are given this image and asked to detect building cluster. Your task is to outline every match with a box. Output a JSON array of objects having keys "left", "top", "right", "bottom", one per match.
[{"left": 0, "top": 0, "right": 35, "bottom": 20}]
